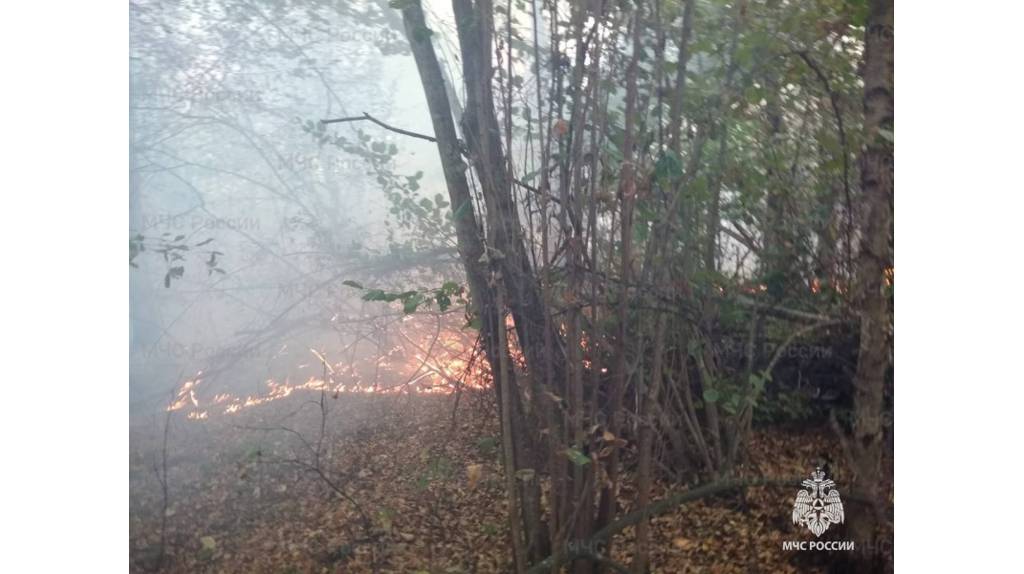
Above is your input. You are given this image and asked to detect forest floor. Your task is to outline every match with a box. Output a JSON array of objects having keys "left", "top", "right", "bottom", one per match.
[{"left": 129, "top": 390, "right": 866, "bottom": 573}]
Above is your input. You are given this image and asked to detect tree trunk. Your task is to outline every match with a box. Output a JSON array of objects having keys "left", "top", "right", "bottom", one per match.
[
  {"left": 848, "top": 0, "right": 894, "bottom": 570},
  {"left": 497, "top": 286, "right": 528, "bottom": 574},
  {"left": 451, "top": 0, "right": 557, "bottom": 387},
  {"left": 599, "top": 0, "right": 643, "bottom": 537},
  {"left": 398, "top": 1, "right": 501, "bottom": 382},
  {"left": 403, "top": 1, "right": 555, "bottom": 565},
  {"left": 633, "top": 313, "right": 668, "bottom": 573}
]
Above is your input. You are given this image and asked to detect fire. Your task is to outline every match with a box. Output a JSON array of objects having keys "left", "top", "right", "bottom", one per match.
[
  {"left": 167, "top": 373, "right": 203, "bottom": 411},
  {"left": 167, "top": 316, "right": 493, "bottom": 422}
]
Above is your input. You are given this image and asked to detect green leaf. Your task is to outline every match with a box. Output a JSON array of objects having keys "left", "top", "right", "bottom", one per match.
[
  {"left": 702, "top": 388, "right": 721, "bottom": 404},
  {"left": 435, "top": 293, "right": 452, "bottom": 312},
  {"left": 403, "top": 294, "right": 422, "bottom": 314},
  {"left": 362, "top": 289, "right": 388, "bottom": 302},
  {"left": 163, "top": 266, "right": 185, "bottom": 288},
  {"left": 722, "top": 395, "right": 741, "bottom": 415},
  {"left": 748, "top": 373, "right": 765, "bottom": 393},
  {"left": 198, "top": 535, "right": 217, "bottom": 560},
  {"left": 565, "top": 448, "right": 592, "bottom": 466},
  {"left": 342, "top": 280, "right": 364, "bottom": 290},
  {"left": 654, "top": 149, "right": 683, "bottom": 183}
]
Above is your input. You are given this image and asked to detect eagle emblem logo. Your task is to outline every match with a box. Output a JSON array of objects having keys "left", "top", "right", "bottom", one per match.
[{"left": 792, "top": 468, "right": 845, "bottom": 537}]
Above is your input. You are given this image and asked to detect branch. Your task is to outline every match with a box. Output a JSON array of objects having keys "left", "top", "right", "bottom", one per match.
[
  {"left": 513, "top": 177, "right": 562, "bottom": 205},
  {"left": 734, "top": 294, "right": 839, "bottom": 324},
  {"left": 721, "top": 225, "right": 759, "bottom": 254},
  {"left": 320, "top": 117, "right": 561, "bottom": 209},
  {"left": 791, "top": 50, "right": 853, "bottom": 272},
  {"left": 526, "top": 476, "right": 799, "bottom": 574},
  {"left": 320, "top": 112, "right": 437, "bottom": 143}
]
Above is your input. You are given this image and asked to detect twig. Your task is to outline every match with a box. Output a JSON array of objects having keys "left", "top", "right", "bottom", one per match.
[
  {"left": 513, "top": 177, "right": 563, "bottom": 205},
  {"left": 153, "top": 376, "right": 182, "bottom": 570},
  {"left": 320, "top": 112, "right": 437, "bottom": 143},
  {"left": 156, "top": 405, "right": 172, "bottom": 569},
  {"left": 734, "top": 294, "right": 840, "bottom": 324},
  {"left": 792, "top": 50, "right": 853, "bottom": 276}
]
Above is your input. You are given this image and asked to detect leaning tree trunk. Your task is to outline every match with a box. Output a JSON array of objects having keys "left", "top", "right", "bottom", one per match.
[
  {"left": 848, "top": 0, "right": 894, "bottom": 571},
  {"left": 401, "top": 0, "right": 554, "bottom": 565},
  {"left": 398, "top": 0, "right": 503, "bottom": 384},
  {"left": 450, "top": 0, "right": 555, "bottom": 562}
]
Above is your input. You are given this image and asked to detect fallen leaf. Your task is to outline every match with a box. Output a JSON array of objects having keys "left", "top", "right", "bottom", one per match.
[
  {"left": 467, "top": 464, "right": 483, "bottom": 489},
  {"left": 200, "top": 536, "right": 217, "bottom": 551},
  {"left": 672, "top": 537, "right": 696, "bottom": 550}
]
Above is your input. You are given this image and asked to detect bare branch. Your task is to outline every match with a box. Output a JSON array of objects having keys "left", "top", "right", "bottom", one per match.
[
  {"left": 734, "top": 294, "right": 840, "bottom": 324},
  {"left": 320, "top": 112, "right": 437, "bottom": 143}
]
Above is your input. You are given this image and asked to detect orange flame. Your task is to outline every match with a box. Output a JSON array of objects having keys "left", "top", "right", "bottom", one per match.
[{"left": 169, "top": 318, "right": 493, "bottom": 421}]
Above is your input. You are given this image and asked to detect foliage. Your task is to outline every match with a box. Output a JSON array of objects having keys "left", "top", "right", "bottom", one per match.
[
  {"left": 342, "top": 279, "right": 465, "bottom": 315},
  {"left": 303, "top": 119, "right": 458, "bottom": 255},
  {"left": 129, "top": 233, "right": 224, "bottom": 287}
]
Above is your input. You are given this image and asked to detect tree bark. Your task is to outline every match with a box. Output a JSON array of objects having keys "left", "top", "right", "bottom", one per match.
[
  {"left": 848, "top": 0, "right": 894, "bottom": 571},
  {"left": 599, "top": 1, "right": 643, "bottom": 537},
  {"left": 404, "top": 1, "right": 557, "bottom": 564},
  {"left": 451, "top": 0, "right": 556, "bottom": 387},
  {"left": 633, "top": 313, "right": 668, "bottom": 573},
  {"left": 497, "top": 285, "right": 528, "bottom": 574},
  {"left": 398, "top": 1, "right": 501, "bottom": 382}
]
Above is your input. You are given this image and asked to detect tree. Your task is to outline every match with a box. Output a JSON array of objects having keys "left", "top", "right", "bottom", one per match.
[
  {"left": 845, "top": 0, "right": 894, "bottom": 571},
  {"left": 336, "top": 0, "right": 893, "bottom": 570}
]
